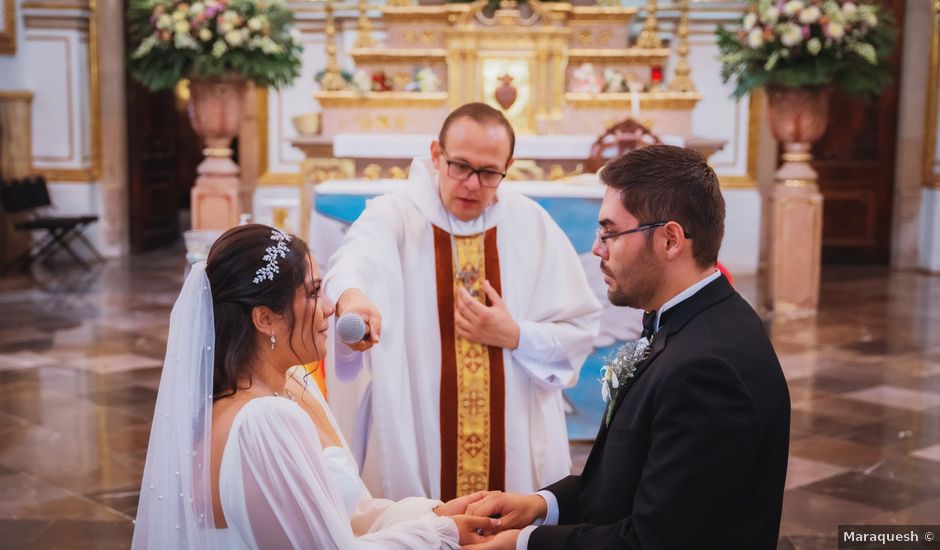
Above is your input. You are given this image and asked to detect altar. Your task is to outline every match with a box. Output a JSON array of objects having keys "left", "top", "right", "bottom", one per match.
[{"left": 290, "top": 0, "right": 721, "bottom": 184}]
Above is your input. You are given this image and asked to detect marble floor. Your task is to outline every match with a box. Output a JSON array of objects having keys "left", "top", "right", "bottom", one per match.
[{"left": 1, "top": 247, "right": 939, "bottom": 549}]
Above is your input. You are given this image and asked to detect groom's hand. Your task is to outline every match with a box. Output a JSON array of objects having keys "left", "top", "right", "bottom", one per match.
[{"left": 465, "top": 492, "right": 546, "bottom": 531}]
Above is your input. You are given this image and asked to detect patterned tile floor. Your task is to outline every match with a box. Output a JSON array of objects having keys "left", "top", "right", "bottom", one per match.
[{"left": 1, "top": 247, "right": 940, "bottom": 549}]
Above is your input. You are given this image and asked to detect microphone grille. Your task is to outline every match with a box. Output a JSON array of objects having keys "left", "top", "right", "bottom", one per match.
[{"left": 336, "top": 314, "right": 367, "bottom": 344}]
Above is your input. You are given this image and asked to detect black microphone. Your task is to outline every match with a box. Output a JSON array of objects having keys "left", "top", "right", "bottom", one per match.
[{"left": 336, "top": 314, "right": 368, "bottom": 345}]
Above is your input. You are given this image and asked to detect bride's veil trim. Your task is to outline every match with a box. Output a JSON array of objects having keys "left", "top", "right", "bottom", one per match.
[{"left": 132, "top": 261, "right": 220, "bottom": 549}]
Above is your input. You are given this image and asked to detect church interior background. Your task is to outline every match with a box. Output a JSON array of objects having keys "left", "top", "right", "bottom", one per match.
[{"left": 1, "top": 0, "right": 940, "bottom": 547}]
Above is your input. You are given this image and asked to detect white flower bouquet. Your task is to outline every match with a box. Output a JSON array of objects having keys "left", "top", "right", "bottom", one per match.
[
  {"left": 128, "top": 0, "right": 302, "bottom": 91},
  {"left": 716, "top": 0, "right": 896, "bottom": 98}
]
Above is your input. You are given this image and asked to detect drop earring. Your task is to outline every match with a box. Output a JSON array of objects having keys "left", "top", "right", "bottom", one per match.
[{"left": 270, "top": 332, "right": 276, "bottom": 350}]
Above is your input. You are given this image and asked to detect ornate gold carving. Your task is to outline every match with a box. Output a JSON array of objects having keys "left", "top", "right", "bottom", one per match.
[
  {"left": 301, "top": 158, "right": 356, "bottom": 185},
  {"left": 315, "top": 91, "right": 449, "bottom": 108},
  {"left": 577, "top": 30, "right": 593, "bottom": 47},
  {"left": 404, "top": 29, "right": 418, "bottom": 45},
  {"left": 568, "top": 5, "right": 636, "bottom": 23},
  {"left": 636, "top": 0, "right": 662, "bottom": 49},
  {"left": 421, "top": 30, "right": 435, "bottom": 44},
  {"left": 381, "top": 4, "right": 467, "bottom": 23},
  {"left": 506, "top": 160, "right": 545, "bottom": 181},
  {"left": 354, "top": 0, "right": 376, "bottom": 49},
  {"left": 668, "top": 0, "right": 696, "bottom": 93},
  {"left": 362, "top": 164, "right": 382, "bottom": 179},
  {"left": 389, "top": 165, "right": 409, "bottom": 179},
  {"left": 386, "top": 0, "right": 414, "bottom": 6},
  {"left": 257, "top": 172, "right": 302, "bottom": 186},
  {"left": 568, "top": 48, "right": 670, "bottom": 65},
  {"left": 320, "top": 0, "right": 348, "bottom": 91},
  {"left": 924, "top": 1, "right": 940, "bottom": 189},
  {"left": 351, "top": 48, "right": 447, "bottom": 65},
  {"left": 564, "top": 91, "right": 701, "bottom": 110}
]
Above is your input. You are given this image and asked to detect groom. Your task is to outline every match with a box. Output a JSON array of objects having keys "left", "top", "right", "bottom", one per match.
[{"left": 465, "top": 145, "right": 790, "bottom": 549}]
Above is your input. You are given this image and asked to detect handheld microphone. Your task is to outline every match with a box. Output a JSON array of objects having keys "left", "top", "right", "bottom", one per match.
[{"left": 336, "top": 314, "right": 368, "bottom": 345}]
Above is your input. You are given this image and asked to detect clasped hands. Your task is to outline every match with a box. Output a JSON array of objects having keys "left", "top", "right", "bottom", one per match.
[{"left": 435, "top": 491, "right": 547, "bottom": 549}]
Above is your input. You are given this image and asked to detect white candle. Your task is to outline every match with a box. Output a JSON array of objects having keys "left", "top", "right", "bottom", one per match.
[{"left": 630, "top": 87, "right": 640, "bottom": 119}]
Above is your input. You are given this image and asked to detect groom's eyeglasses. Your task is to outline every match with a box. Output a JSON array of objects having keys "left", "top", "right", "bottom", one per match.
[{"left": 594, "top": 222, "right": 693, "bottom": 255}]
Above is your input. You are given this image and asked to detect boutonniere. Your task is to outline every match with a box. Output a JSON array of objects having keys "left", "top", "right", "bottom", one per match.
[{"left": 600, "top": 336, "right": 653, "bottom": 425}]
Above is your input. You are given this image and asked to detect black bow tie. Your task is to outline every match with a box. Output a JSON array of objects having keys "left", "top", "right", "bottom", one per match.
[{"left": 641, "top": 310, "right": 657, "bottom": 340}]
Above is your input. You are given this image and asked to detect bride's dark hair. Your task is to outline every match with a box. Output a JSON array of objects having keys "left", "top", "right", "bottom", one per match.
[{"left": 205, "top": 224, "right": 315, "bottom": 400}]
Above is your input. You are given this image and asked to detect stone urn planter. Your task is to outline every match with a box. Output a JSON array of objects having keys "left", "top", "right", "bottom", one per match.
[
  {"left": 766, "top": 85, "right": 831, "bottom": 186},
  {"left": 188, "top": 74, "right": 247, "bottom": 230},
  {"left": 765, "top": 85, "right": 831, "bottom": 318}
]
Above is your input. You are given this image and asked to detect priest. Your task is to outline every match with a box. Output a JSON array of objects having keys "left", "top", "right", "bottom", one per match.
[{"left": 324, "top": 103, "right": 602, "bottom": 502}]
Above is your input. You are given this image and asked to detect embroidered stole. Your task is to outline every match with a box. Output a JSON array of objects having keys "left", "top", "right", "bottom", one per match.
[{"left": 433, "top": 225, "right": 506, "bottom": 501}]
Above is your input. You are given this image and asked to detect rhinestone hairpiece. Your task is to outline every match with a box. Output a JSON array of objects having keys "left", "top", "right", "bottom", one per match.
[{"left": 252, "top": 229, "right": 292, "bottom": 284}]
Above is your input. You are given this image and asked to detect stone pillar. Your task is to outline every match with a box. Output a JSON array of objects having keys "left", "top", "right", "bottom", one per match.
[
  {"left": 0, "top": 91, "right": 34, "bottom": 266},
  {"left": 768, "top": 146, "right": 824, "bottom": 318}
]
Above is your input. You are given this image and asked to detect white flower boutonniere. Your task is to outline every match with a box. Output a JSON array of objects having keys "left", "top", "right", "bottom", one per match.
[{"left": 601, "top": 336, "right": 653, "bottom": 426}]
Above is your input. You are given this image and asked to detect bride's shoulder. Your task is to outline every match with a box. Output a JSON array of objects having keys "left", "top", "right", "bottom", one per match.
[{"left": 213, "top": 395, "right": 309, "bottom": 447}]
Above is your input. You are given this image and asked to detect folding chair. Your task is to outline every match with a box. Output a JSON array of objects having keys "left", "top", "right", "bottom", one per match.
[{"left": 0, "top": 176, "right": 105, "bottom": 273}]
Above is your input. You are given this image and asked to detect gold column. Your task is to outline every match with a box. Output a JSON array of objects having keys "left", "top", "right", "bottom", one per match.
[
  {"left": 668, "top": 0, "right": 696, "bottom": 93},
  {"left": 636, "top": 0, "right": 662, "bottom": 49},
  {"left": 321, "top": 0, "right": 348, "bottom": 91},
  {"left": 354, "top": 0, "right": 376, "bottom": 49}
]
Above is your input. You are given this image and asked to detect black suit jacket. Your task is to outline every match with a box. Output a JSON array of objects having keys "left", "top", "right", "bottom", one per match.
[{"left": 529, "top": 275, "right": 790, "bottom": 550}]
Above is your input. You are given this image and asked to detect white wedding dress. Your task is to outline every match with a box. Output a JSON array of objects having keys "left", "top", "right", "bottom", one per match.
[{"left": 131, "top": 262, "right": 458, "bottom": 549}]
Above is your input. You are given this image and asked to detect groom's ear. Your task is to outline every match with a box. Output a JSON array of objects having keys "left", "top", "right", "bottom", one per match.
[{"left": 251, "top": 305, "right": 278, "bottom": 334}]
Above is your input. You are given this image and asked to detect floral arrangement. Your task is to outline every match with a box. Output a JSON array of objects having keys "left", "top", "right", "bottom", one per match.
[
  {"left": 716, "top": 0, "right": 896, "bottom": 98},
  {"left": 128, "top": 0, "right": 303, "bottom": 92}
]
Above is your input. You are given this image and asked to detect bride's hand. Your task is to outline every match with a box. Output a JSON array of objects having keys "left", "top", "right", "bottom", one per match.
[
  {"left": 434, "top": 491, "right": 490, "bottom": 516},
  {"left": 451, "top": 515, "right": 501, "bottom": 545}
]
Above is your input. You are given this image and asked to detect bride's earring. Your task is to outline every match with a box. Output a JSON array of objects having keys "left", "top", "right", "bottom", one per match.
[{"left": 270, "top": 332, "right": 276, "bottom": 350}]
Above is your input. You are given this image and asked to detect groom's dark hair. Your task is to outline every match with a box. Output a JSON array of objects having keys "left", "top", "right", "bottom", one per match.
[
  {"left": 206, "top": 224, "right": 319, "bottom": 401},
  {"left": 600, "top": 145, "right": 725, "bottom": 268}
]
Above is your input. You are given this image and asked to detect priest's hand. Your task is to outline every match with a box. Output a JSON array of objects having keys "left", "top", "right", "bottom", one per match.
[
  {"left": 452, "top": 515, "right": 502, "bottom": 546},
  {"left": 455, "top": 280, "right": 520, "bottom": 349},
  {"left": 335, "top": 288, "right": 382, "bottom": 351},
  {"left": 435, "top": 491, "right": 491, "bottom": 516},
  {"left": 465, "top": 492, "right": 546, "bottom": 531},
  {"left": 461, "top": 529, "right": 520, "bottom": 550}
]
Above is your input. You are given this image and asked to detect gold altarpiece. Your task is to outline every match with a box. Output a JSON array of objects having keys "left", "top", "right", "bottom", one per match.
[{"left": 294, "top": 0, "right": 720, "bottom": 186}]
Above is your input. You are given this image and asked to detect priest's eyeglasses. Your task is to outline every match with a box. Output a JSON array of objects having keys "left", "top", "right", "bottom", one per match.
[{"left": 441, "top": 150, "right": 506, "bottom": 188}]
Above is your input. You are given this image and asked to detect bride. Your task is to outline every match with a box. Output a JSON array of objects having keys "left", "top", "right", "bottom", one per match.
[{"left": 132, "top": 224, "right": 498, "bottom": 549}]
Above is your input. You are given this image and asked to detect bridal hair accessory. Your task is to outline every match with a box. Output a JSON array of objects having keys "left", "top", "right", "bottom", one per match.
[{"left": 252, "top": 229, "right": 292, "bottom": 284}]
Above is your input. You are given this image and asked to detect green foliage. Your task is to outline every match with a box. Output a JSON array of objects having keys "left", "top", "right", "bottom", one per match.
[
  {"left": 127, "top": 0, "right": 302, "bottom": 91},
  {"left": 716, "top": 0, "right": 897, "bottom": 99}
]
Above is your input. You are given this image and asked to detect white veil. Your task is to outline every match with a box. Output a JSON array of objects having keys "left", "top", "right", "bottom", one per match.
[{"left": 132, "top": 261, "right": 221, "bottom": 549}]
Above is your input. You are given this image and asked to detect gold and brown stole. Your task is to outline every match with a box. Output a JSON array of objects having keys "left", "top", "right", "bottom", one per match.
[{"left": 433, "top": 225, "right": 505, "bottom": 501}]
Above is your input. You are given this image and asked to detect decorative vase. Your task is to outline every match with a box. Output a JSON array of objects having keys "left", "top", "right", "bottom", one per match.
[
  {"left": 187, "top": 74, "right": 247, "bottom": 230},
  {"left": 765, "top": 84, "right": 831, "bottom": 319},
  {"left": 766, "top": 85, "right": 831, "bottom": 185},
  {"left": 494, "top": 74, "right": 517, "bottom": 110}
]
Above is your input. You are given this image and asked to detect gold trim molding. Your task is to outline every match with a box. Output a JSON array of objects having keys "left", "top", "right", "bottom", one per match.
[
  {"left": 565, "top": 91, "right": 701, "bottom": 110},
  {"left": 567, "top": 6, "right": 637, "bottom": 23},
  {"left": 36, "top": 167, "right": 99, "bottom": 182},
  {"left": 924, "top": 1, "right": 940, "bottom": 189},
  {"left": 568, "top": 47, "right": 670, "bottom": 65},
  {"left": 314, "top": 90, "right": 449, "bottom": 108},
  {"left": 1, "top": 0, "right": 15, "bottom": 54},
  {"left": 351, "top": 47, "right": 447, "bottom": 65},
  {"left": 380, "top": 4, "right": 468, "bottom": 23}
]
